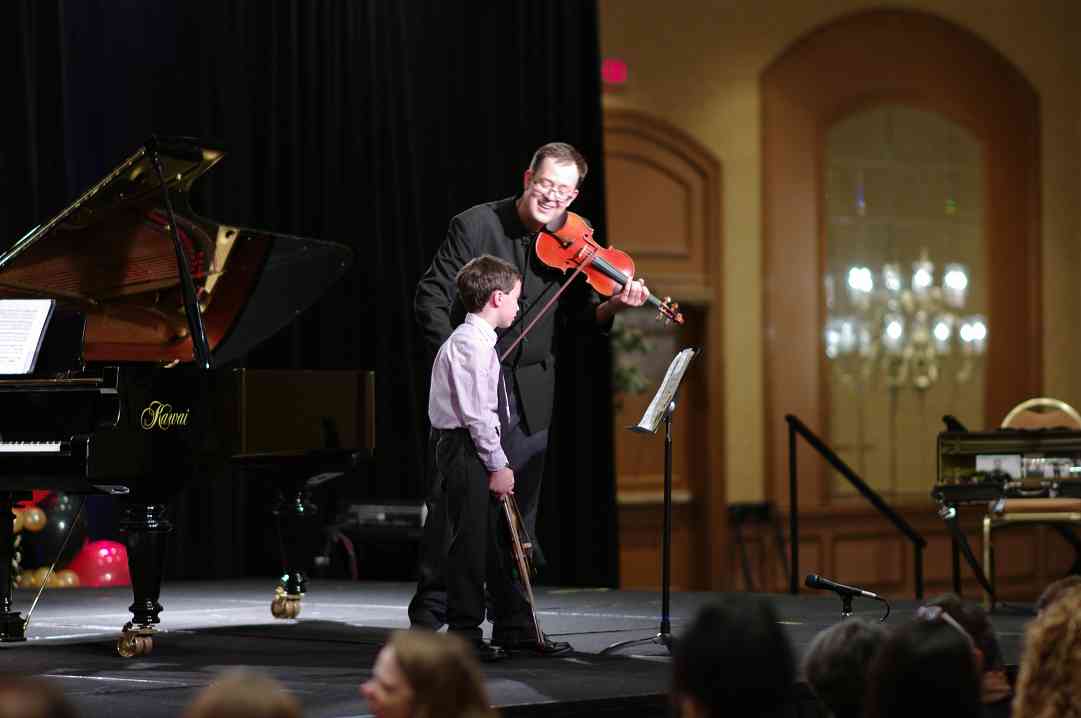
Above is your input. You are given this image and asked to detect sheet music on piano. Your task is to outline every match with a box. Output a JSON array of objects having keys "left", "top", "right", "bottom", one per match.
[{"left": 0, "top": 299, "right": 55, "bottom": 375}]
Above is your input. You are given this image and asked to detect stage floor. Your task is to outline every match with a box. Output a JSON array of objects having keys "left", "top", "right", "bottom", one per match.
[{"left": 0, "top": 580, "right": 1034, "bottom": 718}]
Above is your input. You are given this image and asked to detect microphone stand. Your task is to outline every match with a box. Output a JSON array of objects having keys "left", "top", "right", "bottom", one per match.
[
  {"left": 840, "top": 594, "right": 854, "bottom": 618},
  {"left": 602, "top": 397, "right": 680, "bottom": 655}
]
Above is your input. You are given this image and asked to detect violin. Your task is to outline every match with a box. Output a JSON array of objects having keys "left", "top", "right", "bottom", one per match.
[
  {"left": 536, "top": 211, "right": 683, "bottom": 325},
  {"left": 498, "top": 210, "right": 683, "bottom": 364}
]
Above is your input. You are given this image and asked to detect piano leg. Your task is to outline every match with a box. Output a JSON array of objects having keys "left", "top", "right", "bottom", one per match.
[
  {"left": 270, "top": 483, "right": 317, "bottom": 619},
  {"left": 117, "top": 502, "right": 171, "bottom": 657},
  {"left": 0, "top": 493, "right": 27, "bottom": 642}
]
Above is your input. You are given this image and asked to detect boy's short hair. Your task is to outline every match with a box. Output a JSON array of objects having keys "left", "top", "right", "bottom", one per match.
[{"left": 456, "top": 255, "right": 520, "bottom": 313}]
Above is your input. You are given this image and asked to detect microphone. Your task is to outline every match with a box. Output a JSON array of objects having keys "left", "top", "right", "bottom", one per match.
[{"left": 805, "top": 574, "right": 881, "bottom": 600}]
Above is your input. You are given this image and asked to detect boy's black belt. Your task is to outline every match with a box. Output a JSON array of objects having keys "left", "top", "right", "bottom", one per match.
[{"left": 431, "top": 427, "right": 469, "bottom": 438}]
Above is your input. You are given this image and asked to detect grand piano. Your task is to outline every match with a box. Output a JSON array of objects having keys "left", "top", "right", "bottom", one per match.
[{"left": 0, "top": 137, "right": 359, "bottom": 655}]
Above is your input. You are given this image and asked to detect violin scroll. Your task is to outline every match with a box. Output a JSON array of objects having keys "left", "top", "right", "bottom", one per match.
[{"left": 655, "top": 297, "right": 683, "bottom": 325}]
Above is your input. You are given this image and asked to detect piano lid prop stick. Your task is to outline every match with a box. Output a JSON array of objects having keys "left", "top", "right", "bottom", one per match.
[{"left": 147, "top": 136, "right": 213, "bottom": 370}]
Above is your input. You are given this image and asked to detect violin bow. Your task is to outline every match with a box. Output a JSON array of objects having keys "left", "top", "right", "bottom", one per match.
[
  {"left": 501, "top": 494, "right": 546, "bottom": 649},
  {"left": 499, "top": 256, "right": 589, "bottom": 363}
]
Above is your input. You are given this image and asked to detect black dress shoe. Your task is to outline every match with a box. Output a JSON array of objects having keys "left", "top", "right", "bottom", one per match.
[
  {"left": 473, "top": 640, "right": 509, "bottom": 663},
  {"left": 493, "top": 633, "right": 572, "bottom": 655}
]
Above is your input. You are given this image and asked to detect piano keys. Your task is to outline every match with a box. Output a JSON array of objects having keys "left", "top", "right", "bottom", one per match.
[
  {"left": 0, "top": 442, "right": 64, "bottom": 453},
  {"left": 0, "top": 137, "right": 359, "bottom": 655}
]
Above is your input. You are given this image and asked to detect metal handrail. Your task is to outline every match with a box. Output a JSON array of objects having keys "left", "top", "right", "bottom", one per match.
[{"left": 785, "top": 414, "right": 927, "bottom": 599}]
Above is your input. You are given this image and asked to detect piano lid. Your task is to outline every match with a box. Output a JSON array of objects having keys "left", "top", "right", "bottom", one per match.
[{"left": 0, "top": 137, "right": 352, "bottom": 365}]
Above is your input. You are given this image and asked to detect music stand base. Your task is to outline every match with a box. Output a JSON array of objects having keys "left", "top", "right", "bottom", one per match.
[{"left": 601, "top": 631, "right": 672, "bottom": 655}]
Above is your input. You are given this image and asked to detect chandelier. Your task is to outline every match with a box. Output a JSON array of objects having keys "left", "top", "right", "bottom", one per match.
[{"left": 824, "top": 251, "right": 987, "bottom": 390}]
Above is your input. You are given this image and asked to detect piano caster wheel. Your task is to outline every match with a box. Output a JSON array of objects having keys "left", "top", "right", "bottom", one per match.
[
  {"left": 117, "top": 623, "right": 154, "bottom": 658},
  {"left": 271, "top": 588, "right": 302, "bottom": 619}
]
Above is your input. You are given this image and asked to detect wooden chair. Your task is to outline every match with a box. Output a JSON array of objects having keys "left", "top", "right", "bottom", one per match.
[{"left": 983, "top": 398, "right": 1081, "bottom": 606}]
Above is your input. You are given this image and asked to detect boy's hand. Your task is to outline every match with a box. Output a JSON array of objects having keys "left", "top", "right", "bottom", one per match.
[{"left": 488, "top": 467, "right": 515, "bottom": 497}]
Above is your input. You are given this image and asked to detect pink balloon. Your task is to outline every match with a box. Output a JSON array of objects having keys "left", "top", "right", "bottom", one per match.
[{"left": 68, "top": 540, "right": 131, "bottom": 587}]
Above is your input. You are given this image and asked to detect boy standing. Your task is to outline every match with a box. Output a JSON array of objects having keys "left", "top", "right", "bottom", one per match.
[{"left": 423, "top": 255, "right": 522, "bottom": 662}]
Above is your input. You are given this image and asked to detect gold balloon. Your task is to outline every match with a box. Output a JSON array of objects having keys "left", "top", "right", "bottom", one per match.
[
  {"left": 31, "top": 567, "right": 51, "bottom": 587},
  {"left": 53, "top": 569, "right": 79, "bottom": 588},
  {"left": 22, "top": 507, "right": 46, "bottom": 532},
  {"left": 17, "top": 570, "right": 36, "bottom": 589},
  {"left": 12, "top": 508, "right": 24, "bottom": 534}
]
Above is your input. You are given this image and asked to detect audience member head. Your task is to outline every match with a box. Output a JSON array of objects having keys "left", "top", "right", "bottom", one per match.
[
  {"left": 671, "top": 595, "right": 796, "bottom": 718},
  {"left": 183, "top": 670, "right": 301, "bottom": 718},
  {"left": 1035, "top": 574, "right": 1081, "bottom": 614},
  {"left": 864, "top": 613, "right": 982, "bottom": 718},
  {"left": 360, "top": 630, "right": 494, "bottom": 718},
  {"left": 1013, "top": 584, "right": 1081, "bottom": 718},
  {"left": 801, "top": 617, "right": 888, "bottom": 718},
  {"left": 923, "top": 592, "right": 1004, "bottom": 670},
  {"left": 0, "top": 676, "right": 76, "bottom": 718}
]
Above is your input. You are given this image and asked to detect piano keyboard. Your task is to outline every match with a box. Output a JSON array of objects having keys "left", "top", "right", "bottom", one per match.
[{"left": 0, "top": 441, "right": 63, "bottom": 453}]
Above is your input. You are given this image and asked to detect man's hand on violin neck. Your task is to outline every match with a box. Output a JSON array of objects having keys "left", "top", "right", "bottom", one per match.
[
  {"left": 597, "top": 277, "right": 649, "bottom": 322},
  {"left": 618, "top": 277, "right": 649, "bottom": 307},
  {"left": 489, "top": 468, "right": 515, "bottom": 497}
]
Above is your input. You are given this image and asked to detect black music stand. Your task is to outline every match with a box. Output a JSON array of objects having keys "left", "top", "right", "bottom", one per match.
[{"left": 602, "top": 347, "right": 698, "bottom": 655}]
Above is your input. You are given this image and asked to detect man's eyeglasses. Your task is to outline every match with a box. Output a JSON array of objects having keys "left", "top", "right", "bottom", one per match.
[
  {"left": 916, "top": 605, "right": 976, "bottom": 651},
  {"left": 532, "top": 177, "right": 576, "bottom": 202}
]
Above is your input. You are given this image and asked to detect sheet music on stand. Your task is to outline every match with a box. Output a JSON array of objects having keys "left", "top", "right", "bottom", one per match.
[
  {"left": 632, "top": 347, "right": 698, "bottom": 434},
  {"left": 0, "top": 298, "right": 56, "bottom": 375}
]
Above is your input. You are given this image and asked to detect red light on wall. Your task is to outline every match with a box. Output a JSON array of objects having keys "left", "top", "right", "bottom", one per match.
[{"left": 601, "top": 57, "right": 629, "bottom": 86}]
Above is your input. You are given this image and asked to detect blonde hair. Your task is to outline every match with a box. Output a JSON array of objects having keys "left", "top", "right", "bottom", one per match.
[
  {"left": 389, "top": 630, "right": 495, "bottom": 718},
  {"left": 1012, "top": 585, "right": 1081, "bottom": 718},
  {"left": 183, "top": 670, "right": 301, "bottom": 718}
]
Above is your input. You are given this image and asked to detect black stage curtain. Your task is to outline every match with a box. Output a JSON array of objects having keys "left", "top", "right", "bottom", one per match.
[{"left": 4, "top": 0, "right": 617, "bottom": 588}]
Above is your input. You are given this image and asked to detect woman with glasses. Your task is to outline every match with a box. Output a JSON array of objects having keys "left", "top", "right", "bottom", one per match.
[{"left": 411, "top": 142, "right": 648, "bottom": 656}]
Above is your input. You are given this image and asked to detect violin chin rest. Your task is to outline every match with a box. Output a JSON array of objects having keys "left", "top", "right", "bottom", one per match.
[{"left": 544, "top": 212, "right": 569, "bottom": 232}]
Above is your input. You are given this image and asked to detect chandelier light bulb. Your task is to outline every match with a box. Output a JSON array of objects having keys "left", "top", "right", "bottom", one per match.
[
  {"left": 943, "top": 263, "right": 969, "bottom": 308},
  {"left": 933, "top": 321, "right": 951, "bottom": 342},
  {"left": 847, "top": 266, "right": 873, "bottom": 292},
  {"left": 883, "top": 263, "right": 903, "bottom": 294},
  {"left": 846, "top": 266, "right": 874, "bottom": 309},
  {"left": 933, "top": 319, "right": 952, "bottom": 352},
  {"left": 883, "top": 316, "right": 905, "bottom": 354},
  {"left": 911, "top": 265, "right": 933, "bottom": 295},
  {"left": 959, "top": 316, "right": 988, "bottom": 355}
]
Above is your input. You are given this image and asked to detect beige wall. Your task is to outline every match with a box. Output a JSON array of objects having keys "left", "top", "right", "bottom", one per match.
[{"left": 599, "top": 0, "right": 1081, "bottom": 503}]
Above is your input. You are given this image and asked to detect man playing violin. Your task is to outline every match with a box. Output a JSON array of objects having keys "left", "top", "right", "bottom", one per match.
[{"left": 412, "top": 142, "right": 648, "bottom": 655}]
